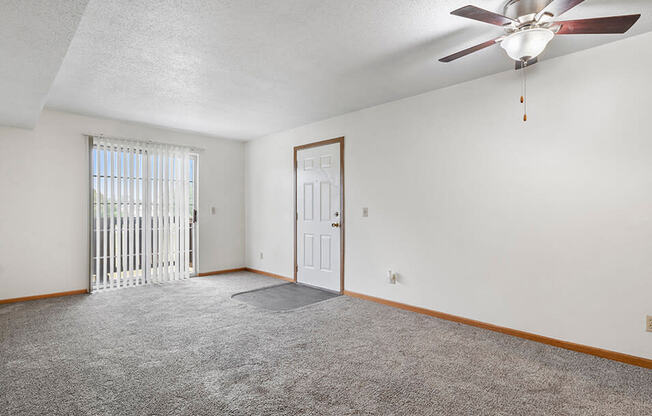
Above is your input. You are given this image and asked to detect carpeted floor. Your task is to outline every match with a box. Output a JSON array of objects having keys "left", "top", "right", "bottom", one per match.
[{"left": 1, "top": 272, "right": 650, "bottom": 415}]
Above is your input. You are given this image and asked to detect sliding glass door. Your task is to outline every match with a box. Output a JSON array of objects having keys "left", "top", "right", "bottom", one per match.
[
  {"left": 90, "top": 138, "right": 198, "bottom": 291},
  {"left": 188, "top": 154, "right": 198, "bottom": 275}
]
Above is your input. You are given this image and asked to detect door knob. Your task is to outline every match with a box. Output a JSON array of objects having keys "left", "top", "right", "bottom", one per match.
[{"left": 331, "top": 223, "right": 340, "bottom": 228}]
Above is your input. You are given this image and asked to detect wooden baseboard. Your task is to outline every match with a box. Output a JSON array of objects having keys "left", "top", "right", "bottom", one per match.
[
  {"left": 0, "top": 289, "right": 88, "bottom": 305},
  {"left": 343, "top": 290, "right": 652, "bottom": 370},
  {"left": 197, "top": 267, "right": 293, "bottom": 283},
  {"left": 197, "top": 268, "right": 246, "bottom": 277},
  {"left": 244, "top": 268, "right": 294, "bottom": 282}
]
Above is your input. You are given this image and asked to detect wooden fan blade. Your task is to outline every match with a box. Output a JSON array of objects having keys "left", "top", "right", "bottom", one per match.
[
  {"left": 439, "top": 38, "right": 500, "bottom": 63},
  {"left": 451, "top": 5, "right": 516, "bottom": 26},
  {"left": 515, "top": 57, "right": 538, "bottom": 70},
  {"left": 538, "top": 0, "right": 585, "bottom": 19},
  {"left": 556, "top": 14, "right": 641, "bottom": 35}
]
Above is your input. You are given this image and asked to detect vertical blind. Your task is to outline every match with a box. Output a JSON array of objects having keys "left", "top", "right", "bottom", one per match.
[{"left": 91, "top": 136, "right": 192, "bottom": 292}]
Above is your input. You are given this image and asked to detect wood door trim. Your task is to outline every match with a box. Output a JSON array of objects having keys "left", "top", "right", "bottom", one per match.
[
  {"left": 343, "top": 290, "right": 652, "bottom": 369},
  {"left": 294, "top": 137, "right": 343, "bottom": 151},
  {"left": 294, "top": 137, "right": 345, "bottom": 294},
  {"left": 0, "top": 289, "right": 88, "bottom": 305}
]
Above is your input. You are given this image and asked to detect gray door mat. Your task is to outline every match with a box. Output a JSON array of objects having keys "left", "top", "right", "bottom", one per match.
[{"left": 231, "top": 283, "right": 340, "bottom": 311}]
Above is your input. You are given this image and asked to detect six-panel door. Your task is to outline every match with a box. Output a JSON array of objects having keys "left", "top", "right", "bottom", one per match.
[{"left": 296, "top": 142, "right": 341, "bottom": 292}]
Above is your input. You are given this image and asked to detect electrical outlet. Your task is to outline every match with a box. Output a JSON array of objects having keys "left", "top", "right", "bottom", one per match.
[
  {"left": 646, "top": 315, "right": 652, "bottom": 332},
  {"left": 259, "top": 252, "right": 264, "bottom": 260},
  {"left": 362, "top": 207, "right": 369, "bottom": 217}
]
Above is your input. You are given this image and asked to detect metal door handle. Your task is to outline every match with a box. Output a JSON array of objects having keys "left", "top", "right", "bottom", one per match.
[{"left": 331, "top": 223, "right": 340, "bottom": 228}]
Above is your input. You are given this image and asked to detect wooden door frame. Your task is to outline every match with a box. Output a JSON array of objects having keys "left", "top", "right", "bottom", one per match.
[{"left": 293, "top": 137, "right": 345, "bottom": 294}]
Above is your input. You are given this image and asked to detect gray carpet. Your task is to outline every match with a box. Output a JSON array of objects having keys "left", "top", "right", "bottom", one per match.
[
  {"left": 1, "top": 272, "right": 650, "bottom": 416},
  {"left": 232, "top": 282, "right": 339, "bottom": 311}
]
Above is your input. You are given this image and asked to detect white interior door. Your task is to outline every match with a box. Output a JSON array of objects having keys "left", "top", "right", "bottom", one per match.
[{"left": 296, "top": 142, "right": 341, "bottom": 292}]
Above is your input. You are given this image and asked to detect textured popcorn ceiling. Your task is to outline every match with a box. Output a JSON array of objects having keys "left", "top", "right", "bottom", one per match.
[
  {"left": 6, "top": 0, "right": 652, "bottom": 139},
  {"left": 0, "top": 0, "right": 89, "bottom": 128}
]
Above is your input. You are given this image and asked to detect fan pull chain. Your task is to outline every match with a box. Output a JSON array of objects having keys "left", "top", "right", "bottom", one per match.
[{"left": 521, "top": 61, "right": 527, "bottom": 122}]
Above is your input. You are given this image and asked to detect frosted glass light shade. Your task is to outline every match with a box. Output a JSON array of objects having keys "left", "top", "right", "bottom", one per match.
[{"left": 501, "top": 28, "right": 554, "bottom": 61}]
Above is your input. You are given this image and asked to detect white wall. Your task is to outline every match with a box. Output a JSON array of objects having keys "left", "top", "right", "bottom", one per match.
[
  {"left": 245, "top": 32, "right": 652, "bottom": 359},
  {"left": 0, "top": 109, "right": 244, "bottom": 300}
]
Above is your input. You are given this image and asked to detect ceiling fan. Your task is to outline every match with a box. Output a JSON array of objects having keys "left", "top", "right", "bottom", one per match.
[
  {"left": 438, "top": 0, "right": 640, "bottom": 121},
  {"left": 439, "top": 0, "right": 641, "bottom": 69}
]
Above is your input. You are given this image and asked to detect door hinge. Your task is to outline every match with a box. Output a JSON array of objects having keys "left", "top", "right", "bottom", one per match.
[
  {"left": 295, "top": 264, "right": 298, "bottom": 272},
  {"left": 296, "top": 212, "right": 298, "bottom": 221}
]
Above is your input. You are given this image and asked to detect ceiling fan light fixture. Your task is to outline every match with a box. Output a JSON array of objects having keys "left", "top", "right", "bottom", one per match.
[{"left": 500, "top": 28, "right": 554, "bottom": 61}]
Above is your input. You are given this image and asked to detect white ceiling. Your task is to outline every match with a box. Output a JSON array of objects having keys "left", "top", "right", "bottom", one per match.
[
  {"left": 5, "top": 0, "right": 652, "bottom": 139},
  {"left": 0, "top": 0, "right": 88, "bottom": 128}
]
